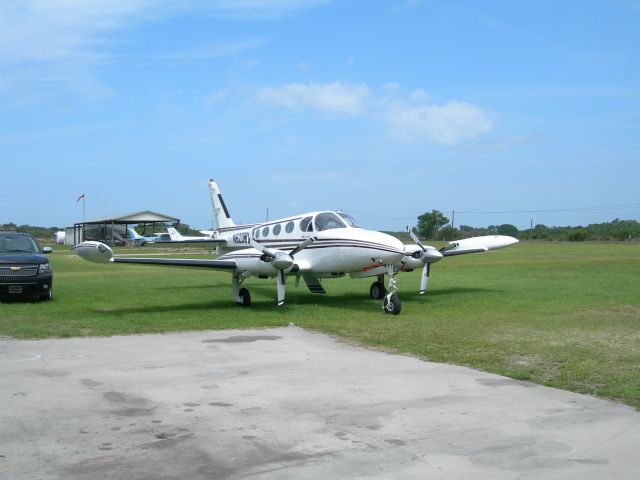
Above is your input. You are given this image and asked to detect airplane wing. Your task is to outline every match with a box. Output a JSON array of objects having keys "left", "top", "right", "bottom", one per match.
[
  {"left": 440, "top": 246, "right": 488, "bottom": 257},
  {"left": 440, "top": 235, "right": 518, "bottom": 257},
  {"left": 73, "top": 241, "right": 235, "bottom": 270},
  {"left": 112, "top": 257, "right": 236, "bottom": 269}
]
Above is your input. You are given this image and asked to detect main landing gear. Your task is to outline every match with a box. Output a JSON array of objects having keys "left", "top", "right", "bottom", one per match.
[
  {"left": 370, "top": 268, "right": 401, "bottom": 315},
  {"left": 232, "top": 273, "right": 251, "bottom": 307},
  {"left": 369, "top": 274, "right": 387, "bottom": 299}
]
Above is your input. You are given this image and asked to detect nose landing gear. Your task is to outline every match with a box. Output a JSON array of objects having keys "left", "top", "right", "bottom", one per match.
[{"left": 381, "top": 266, "right": 401, "bottom": 315}]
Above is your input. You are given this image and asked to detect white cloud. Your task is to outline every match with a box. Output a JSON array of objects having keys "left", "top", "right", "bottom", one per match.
[
  {"left": 385, "top": 100, "right": 492, "bottom": 145},
  {"left": 258, "top": 81, "right": 371, "bottom": 115},
  {"left": 154, "top": 37, "right": 269, "bottom": 61},
  {"left": 204, "top": 89, "right": 228, "bottom": 106},
  {"left": 0, "top": 1, "right": 328, "bottom": 102}
]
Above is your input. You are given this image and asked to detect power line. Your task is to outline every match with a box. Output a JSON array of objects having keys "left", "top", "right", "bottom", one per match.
[{"left": 351, "top": 203, "right": 640, "bottom": 221}]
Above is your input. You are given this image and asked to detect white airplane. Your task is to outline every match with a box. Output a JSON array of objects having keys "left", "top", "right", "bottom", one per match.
[
  {"left": 73, "top": 180, "right": 518, "bottom": 314},
  {"left": 166, "top": 227, "right": 211, "bottom": 241}
]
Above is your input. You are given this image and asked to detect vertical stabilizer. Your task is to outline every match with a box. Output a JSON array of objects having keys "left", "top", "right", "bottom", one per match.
[
  {"left": 166, "top": 227, "right": 183, "bottom": 241},
  {"left": 209, "top": 179, "right": 236, "bottom": 230},
  {"left": 127, "top": 227, "right": 141, "bottom": 240}
]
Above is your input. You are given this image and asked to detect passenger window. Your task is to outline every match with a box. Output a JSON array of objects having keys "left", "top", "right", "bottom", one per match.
[
  {"left": 300, "top": 216, "right": 313, "bottom": 232},
  {"left": 273, "top": 224, "right": 281, "bottom": 236},
  {"left": 253, "top": 228, "right": 260, "bottom": 239},
  {"left": 262, "top": 226, "right": 270, "bottom": 237},
  {"left": 285, "top": 221, "right": 294, "bottom": 233}
]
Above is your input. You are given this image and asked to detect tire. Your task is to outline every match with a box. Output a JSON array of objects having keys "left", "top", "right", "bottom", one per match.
[
  {"left": 382, "top": 294, "right": 401, "bottom": 315},
  {"left": 238, "top": 288, "right": 251, "bottom": 307},
  {"left": 40, "top": 288, "right": 52, "bottom": 302},
  {"left": 370, "top": 281, "right": 387, "bottom": 299}
]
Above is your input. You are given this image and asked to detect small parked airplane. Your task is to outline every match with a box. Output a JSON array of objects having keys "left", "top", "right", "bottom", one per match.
[
  {"left": 74, "top": 180, "right": 518, "bottom": 314},
  {"left": 126, "top": 227, "right": 167, "bottom": 246},
  {"left": 166, "top": 227, "right": 211, "bottom": 242}
]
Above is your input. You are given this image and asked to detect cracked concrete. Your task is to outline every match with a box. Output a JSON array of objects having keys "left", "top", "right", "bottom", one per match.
[{"left": 1, "top": 326, "right": 639, "bottom": 479}]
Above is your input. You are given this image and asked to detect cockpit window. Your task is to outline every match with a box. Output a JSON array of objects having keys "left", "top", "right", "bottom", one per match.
[
  {"left": 300, "top": 216, "right": 313, "bottom": 232},
  {"left": 314, "top": 212, "right": 347, "bottom": 232},
  {"left": 337, "top": 212, "right": 360, "bottom": 228}
]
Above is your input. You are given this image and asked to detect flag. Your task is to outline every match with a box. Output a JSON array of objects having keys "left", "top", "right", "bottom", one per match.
[{"left": 76, "top": 194, "right": 85, "bottom": 202}]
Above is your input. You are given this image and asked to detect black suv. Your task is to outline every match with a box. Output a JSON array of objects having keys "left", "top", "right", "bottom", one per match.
[{"left": 0, "top": 232, "right": 53, "bottom": 301}]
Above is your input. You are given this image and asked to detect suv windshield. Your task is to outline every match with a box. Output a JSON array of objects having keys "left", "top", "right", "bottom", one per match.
[
  {"left": 314, "top": 212, "right": 348, "bottom": 232},
  {"left": 0, "top": 234, "right": 40, "bottom": 254}
]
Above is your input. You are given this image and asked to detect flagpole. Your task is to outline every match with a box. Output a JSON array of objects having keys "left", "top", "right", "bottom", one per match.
[{"left": 83, "top": 196, "right": 85, "bottom": 222}]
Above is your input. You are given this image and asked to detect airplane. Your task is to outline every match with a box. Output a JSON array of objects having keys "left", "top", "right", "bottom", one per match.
[
  {"left": 74, "top": 180, "right": 518, "bottom": 314},
  {"left": 166, "top": 227, "right": 211, "bottom": 241},
  {"left": 126, "top": 227, "right": 168, "bottom": 246}
]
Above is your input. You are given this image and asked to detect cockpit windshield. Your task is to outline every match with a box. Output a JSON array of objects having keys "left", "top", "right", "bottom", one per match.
[
  {"left": 337, "top": 212, "right": 360, "bottom": 228},
  {"left": 314, "top": 212, "right": 348, "bottom": 231}
]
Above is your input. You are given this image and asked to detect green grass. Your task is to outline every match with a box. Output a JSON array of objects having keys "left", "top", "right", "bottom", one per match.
[{"left": 2, "top": 242, "right": 639, "bottom": 409}]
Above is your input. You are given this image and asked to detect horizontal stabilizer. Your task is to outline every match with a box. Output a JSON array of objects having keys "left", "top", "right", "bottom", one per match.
[{"left": 147, "top": 239, "right": 227, "bottom": 247}]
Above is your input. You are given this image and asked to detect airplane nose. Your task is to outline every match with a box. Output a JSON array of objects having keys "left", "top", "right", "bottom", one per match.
[{"left": 375, "top": 232, "right": 406, "bottom": 264}]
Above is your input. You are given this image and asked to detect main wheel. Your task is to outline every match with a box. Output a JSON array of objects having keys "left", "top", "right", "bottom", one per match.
[
  {"left": 382, "top": 294, "right": 401, "bottom": 315},
  {"left": 238, "top": 288, "right": 251, "bottom": 307},
  {"left": 370, "top": 281, "right": 386, "bottom": 299}
]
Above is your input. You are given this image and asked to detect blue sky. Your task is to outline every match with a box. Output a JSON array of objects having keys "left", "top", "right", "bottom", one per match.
[{"left": 1, "top": 0, "right": 639, "bottom": 231}]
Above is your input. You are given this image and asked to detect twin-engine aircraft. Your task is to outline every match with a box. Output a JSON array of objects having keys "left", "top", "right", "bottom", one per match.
[{"left": 74, "top": 180, "right": 518, "bottom": 314}]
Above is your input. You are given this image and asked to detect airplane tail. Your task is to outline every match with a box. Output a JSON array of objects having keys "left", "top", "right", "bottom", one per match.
[
  {"left": 166, "top": 227, "right": 183, "bottom": 241},
  {"left": 127, "top": 227, "right": 141, "bottom": 240},
  {"left": 208, "top": 179, "right": 236, "bottom": 230}
]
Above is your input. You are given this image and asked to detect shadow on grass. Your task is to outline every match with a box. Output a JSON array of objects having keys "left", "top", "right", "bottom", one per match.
[
  {"left": 153, "top": 284, "right": 230, "bottom": 291},
  {"left": 92, "top": 288, "right": 381, "bottom": 316},
  {"left": 407, "top": 286, "right": 502, "bottom": 299},
  {"left": 92, "top": 285, "right": 505, "bottom": 317}
]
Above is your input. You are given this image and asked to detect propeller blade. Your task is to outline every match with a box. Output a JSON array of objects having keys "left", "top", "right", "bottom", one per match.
[
  {"left": 250, "top": 238, "right": 276, "bottom": 259},
  {"left": 419, "top": 262, "right": 431, "bottom": 295},
  {"left": 289, "top": 237, "right": 315, "bottom": 257},
  {"left": 276, "top": 269, "right": 286, "bottom": 306},
  {"left": 409, "top": 229, "right": 426, "bottom": 251}
]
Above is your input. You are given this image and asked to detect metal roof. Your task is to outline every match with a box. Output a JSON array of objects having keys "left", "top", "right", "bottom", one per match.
[{"left": 77, "top": 210, "right": 180, "bottom": 224}]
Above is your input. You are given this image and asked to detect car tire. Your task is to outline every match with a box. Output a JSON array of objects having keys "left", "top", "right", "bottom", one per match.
[{"left": 40, "top": 288, "right": 52, "bottom": 301}]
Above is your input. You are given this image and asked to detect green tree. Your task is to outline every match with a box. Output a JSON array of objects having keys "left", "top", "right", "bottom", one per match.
[
  {"left": 415, "top": 210, "right": 449, "bottom": 240},
  {"left": 437, "top": 225, "right": 461, "bottom": 241},
  {"left": 497, "top": 224, "right": 519, "bottom": 237}
]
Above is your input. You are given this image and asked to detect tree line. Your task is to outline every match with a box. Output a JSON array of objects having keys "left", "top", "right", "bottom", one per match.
[{"left": 411, "top": 210, "right": 640, "bottom": 242}]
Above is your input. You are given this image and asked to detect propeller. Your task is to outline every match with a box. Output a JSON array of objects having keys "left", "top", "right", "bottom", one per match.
[
  {"left": 409, "top": 229, "right": 443, "bottom": 295},
  {"left": 251, "top": 237, "right": 315, "bottom": 306}
]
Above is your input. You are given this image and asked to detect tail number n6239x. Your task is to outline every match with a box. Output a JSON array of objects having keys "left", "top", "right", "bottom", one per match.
[{"left": 233, "top": 232, "right": 250, "bottom": 245}]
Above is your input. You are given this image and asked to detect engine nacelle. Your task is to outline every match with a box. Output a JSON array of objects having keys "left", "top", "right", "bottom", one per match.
[
  {"left": 73, "top": 241, "right": 114, "bottom": 263},
  {"left": 402, "top": 244, "right": 443, "bottom": 268}
]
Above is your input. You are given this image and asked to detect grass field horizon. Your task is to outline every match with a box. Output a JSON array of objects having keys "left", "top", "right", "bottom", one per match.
[{"left": 2, "top": 242, "right": 639, "bottom": 409}]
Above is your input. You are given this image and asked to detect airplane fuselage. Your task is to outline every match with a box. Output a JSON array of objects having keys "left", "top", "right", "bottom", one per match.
[{"left": 213, "top": 211, "right": 405, "bottom": 276}]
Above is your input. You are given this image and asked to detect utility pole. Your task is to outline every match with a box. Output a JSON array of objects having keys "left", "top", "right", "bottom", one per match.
[
  {"left": 530, "top": 218, "right": 533, "bottom": 240},
  {"left": 265, "top": 208, "right": 269, "bottom": 222},
  {"left": 451, "top": 209, "right": 455, "bottom": 230}
]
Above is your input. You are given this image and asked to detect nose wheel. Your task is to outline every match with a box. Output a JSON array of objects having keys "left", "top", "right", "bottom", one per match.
[{"left": 382, "top": 294, "right": 401, "bottom": 314}]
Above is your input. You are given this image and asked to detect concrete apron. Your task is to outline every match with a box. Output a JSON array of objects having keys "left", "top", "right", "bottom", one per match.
[{"left": 1, "top": 326, "right": 638, "bottom": 480}]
